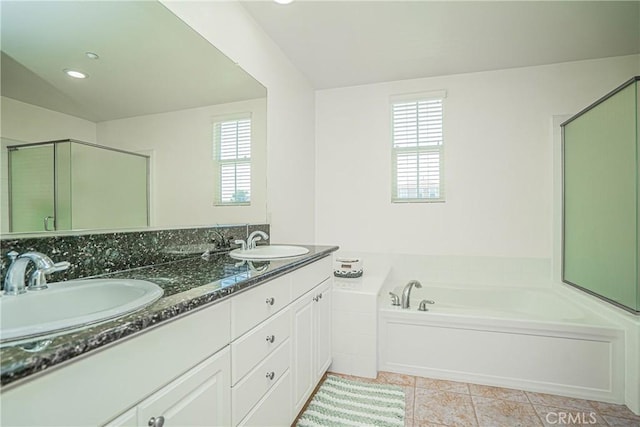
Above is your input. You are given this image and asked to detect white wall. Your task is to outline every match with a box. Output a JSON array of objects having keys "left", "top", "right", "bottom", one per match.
[
  {"left": 0, "top": 96, "right": 98, "bottom": 144},
  {"left": 163, "top": 0, "right": 317, "bottom": 244},
  {"left": 97, "top": 98, "right": 267, "bottom": 227},
  {"left": 315, "top": 55, "right": 640, "bottom": 258}
]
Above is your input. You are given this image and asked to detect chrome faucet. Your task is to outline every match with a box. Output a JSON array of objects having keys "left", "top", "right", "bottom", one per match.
[
  {"left": 246, "top": 230, "right": 269, "bottom": 250},
  {"left": 3, "top": 251, "right": 71, "bottom": 295},
  {"left": 401, "top": 280, "right": 422, "bottom": 309},
  {"left": 210, "top": 229, "right": 230, "bottom": 250}
]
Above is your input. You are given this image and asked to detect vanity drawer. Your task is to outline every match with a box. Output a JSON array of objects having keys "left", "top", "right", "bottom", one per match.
[
  {"left": 231, "top": 306, "right": 291, "bottom": 385},
  {"left": 291, "top": 256, "right": 332, "bottom": 300},
  {"left": 238, "top": 370, "right": 291, "bottom": 427},
  {"left": 231, "top": 339, "right": 290, "bottom": 425},
  {"left": 231, "top": 275, "right": 291, "bottom": 340}
]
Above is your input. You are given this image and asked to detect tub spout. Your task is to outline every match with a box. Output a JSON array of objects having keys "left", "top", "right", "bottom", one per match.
[{"left": 401, "top": 280, "right": 422, "bottom": 309}]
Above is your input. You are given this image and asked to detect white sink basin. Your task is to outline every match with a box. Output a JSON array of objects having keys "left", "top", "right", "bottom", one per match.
[
  {"left": 229, "top": 245, "right": 309, "bottom": 260},
  {"left": 0, "top": 279, "right": 163, "bottom": 344}
]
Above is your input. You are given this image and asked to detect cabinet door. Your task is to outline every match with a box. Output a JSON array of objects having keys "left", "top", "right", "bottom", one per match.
[
  {"left": 291, "top": 291, "right": 315, "bottom": 415},
  {"left": 137, "top": 347, "right": 231, "bottom": 427},
  {"left": 315, "top": 279, "right": 332, "bottom": 379}
]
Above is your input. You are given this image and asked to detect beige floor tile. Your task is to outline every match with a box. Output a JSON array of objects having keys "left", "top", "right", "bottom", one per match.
[
  {"left": 414, "top": 388, "right": 478, "bottom": 426},
  {"left": 413, "top": 421, "right": 451, "bottom": 427},
  {"left": 377, "top": 371, "right": 417, "bottom": 387},
  {"left": 323, "top": 372, "right": 640, "bottom": 427},
  {"left": 472, "top": 395, "right": 542, "bottom": 427},
  {"left": 601, "top": 414, "right": 640, "bottom": 426},
  {"left": 416, "top": 377, "right": 470, "bottom": 394},
  {"left": 469, "top": 383, "right": 529, "bottom": 403},
  {"left": 589, "top": 401, "right": 640, "bottom": 422},
  {"left": 533, "top": 404, "right": 607, "bottom": 427},
  {"left": 327, "top": 371, "right": 377, "bottom": 384},
  {"left": 405, "top": 385, "right": 416, "bottom": 421},
  {"left": 525, "top": 391, "right": 594, "bottom": 411}
]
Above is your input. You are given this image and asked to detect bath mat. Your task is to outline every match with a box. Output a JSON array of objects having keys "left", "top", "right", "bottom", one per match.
[{"left": 296, "top": 375, "right": 405, "bottom": 427}]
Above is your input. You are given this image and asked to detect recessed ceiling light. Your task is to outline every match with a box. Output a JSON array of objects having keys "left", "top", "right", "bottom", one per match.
[
  {"left": 274, "top": 0, "right": 293, "bottom": 4},
  {"left": 64, "top": 69, "right": 88, "bottom": 79},
  {"left": 85, "top": 52, "right": 99, "bottom": 60}
]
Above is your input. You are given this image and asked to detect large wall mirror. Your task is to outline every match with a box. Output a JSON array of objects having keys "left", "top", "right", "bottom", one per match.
[{"left": 1, "top": 0, "right": 268, "bottom": 235}]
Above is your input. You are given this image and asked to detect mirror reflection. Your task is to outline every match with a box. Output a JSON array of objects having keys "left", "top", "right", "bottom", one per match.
[
  {"left": 7, "top": 139, "right": 149, "bottom": 233},
  {"left": 1, "top": 0, "right": 268, "bottom": 235}
]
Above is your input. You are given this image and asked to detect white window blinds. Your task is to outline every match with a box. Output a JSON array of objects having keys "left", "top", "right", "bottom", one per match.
[
  {"left": 213, "top": 116, "right": 251, "bottom": 205},
  {"left": 391, "top": 94, "right": 444, "bottom": 202}
]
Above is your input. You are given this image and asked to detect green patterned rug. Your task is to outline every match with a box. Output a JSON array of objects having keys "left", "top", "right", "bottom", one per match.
[{"left": 296, "top": 375, "right": 405, "bottom": 427}]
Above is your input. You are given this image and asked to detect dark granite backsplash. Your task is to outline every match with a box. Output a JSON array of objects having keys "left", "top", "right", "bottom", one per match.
[{"left": 0, "top": 224, "right": 269, "bottom": 285}]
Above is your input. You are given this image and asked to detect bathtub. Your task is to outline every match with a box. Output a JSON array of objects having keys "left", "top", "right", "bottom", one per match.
[{"left": 378, "top": 284, "right": 625, "bottom": 403}]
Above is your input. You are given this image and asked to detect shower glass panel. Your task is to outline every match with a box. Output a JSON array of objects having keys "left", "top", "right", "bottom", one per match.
[
  {"left": 7, "top": 139, "right": 149, "bottom": 233},
  {"left": 70, "top": 143, "right": 148, "bottom": 230},
  {"left": 8, "top": 144, "right": 55, "bottom": 232},
  {"left": 562, "top": 77, "right": 639, "bottom": 314}
]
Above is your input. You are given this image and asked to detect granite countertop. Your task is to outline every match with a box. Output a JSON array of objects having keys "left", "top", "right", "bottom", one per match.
[{"left": 0, "top": 244, "right": 338, "bottom": 388}]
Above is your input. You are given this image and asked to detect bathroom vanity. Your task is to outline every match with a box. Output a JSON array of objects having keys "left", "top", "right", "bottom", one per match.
[{"left": 0, "top": 245, "right": 336, "bottom": 426}]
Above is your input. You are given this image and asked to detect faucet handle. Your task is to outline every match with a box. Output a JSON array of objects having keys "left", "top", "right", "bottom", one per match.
[
  {"left": 418, "top": 299, "right": 435, "bottom": 311},
  {"left": 29, "top": 261, "right": 71, "bottom": 291},
  {"left": 43, "top": 261, "right": 71, "bottom": 274},
  {"left": 234, "top": 239, "right": 247, "bottom": 251},
  {"left": 6, "top": 251, "right": 19, "bottom": 262},
  {"left": 389, "top": 292, "right": 401, "bottom": 306}
]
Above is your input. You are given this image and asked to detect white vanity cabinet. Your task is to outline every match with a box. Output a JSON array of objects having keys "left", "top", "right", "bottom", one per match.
[
  {"left": 292, "top": 277, "right": 332, "bottom": 415},
  {"left": 230, "top": 255, "right": 332, "bottom": 426},
  {"left": 107, "top": 348, "right": 231, "bottom": 427},
  {"left": 1, "top": 254, "right": 334, "bottom": 427}
]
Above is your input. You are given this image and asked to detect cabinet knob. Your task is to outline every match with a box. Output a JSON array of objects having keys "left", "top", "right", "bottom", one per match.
[
  {"left": 318, "top": 292, "right": 323, "bottom": 299},
  {"left": 266, "top": 334, "right": 276, "bottom": 343},
  {"left": 148, "top": 416, "right": 165, "bottom": 427},
  {"left": 313, "top": 296, "right": 318, "bottom": 302},
  {"left": 266, "top": 371, "right": 275, "bottom": 380},
  {"left": 265, "top": 297, "right": 275, "bottom": 306}
]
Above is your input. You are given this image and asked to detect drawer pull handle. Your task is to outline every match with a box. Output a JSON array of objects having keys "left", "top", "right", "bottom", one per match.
[
  {"left": 266, "top": 334, "right": 276, "bottom": 343},
  {"left": 313, "top": 296, "right": 318, "bottom": 302},
  {"left": 266, "top": 371, "right": 275, "bottom": 380},
  {"left": 318, "top": 292, "right": 323, "bottom": 299},
  {"left": 266, "top": 297, "right": 275, "bottom": 306},
  {"left": 148, "top": 416, "right": 165, "bottom": 427}
]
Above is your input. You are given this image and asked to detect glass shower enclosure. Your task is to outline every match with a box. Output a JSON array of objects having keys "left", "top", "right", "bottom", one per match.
[
  {"left": 6, "top": 139, "right": 149, "bottom": 233},
  {"left": 562, "top": 76, "right": 639, "bottom": 314}
]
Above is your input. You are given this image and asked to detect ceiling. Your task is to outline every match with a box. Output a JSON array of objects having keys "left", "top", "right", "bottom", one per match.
[
  {"left": 0, "top": 1, "right": 266, "bottom": 123},
  {"left": 241, "top": 0, "right": 640, "bottom": 89}
]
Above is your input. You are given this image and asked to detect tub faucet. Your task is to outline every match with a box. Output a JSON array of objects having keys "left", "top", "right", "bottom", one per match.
[
  {"left": 3, "top": 251, "right": 70, "bottom": 295},
  {"left": 401, "top": 280, "right": 422, "bottom": 309}
]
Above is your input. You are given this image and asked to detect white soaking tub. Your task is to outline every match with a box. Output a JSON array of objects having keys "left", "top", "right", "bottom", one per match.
[{"left": 378, "top": 284, "right": 625, "bottom": 404}]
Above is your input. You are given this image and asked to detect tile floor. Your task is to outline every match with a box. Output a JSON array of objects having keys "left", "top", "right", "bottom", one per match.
[{"left": 328, "top": 371, "right": 640, "bottom": 427}]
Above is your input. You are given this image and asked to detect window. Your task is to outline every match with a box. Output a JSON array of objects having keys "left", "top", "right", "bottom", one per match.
[
  {"left": 391, "top": 91, "right": 445, "bottom": 202},
  {"left": 213, "top": 115, "right": 251, "bottom": 205}
]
